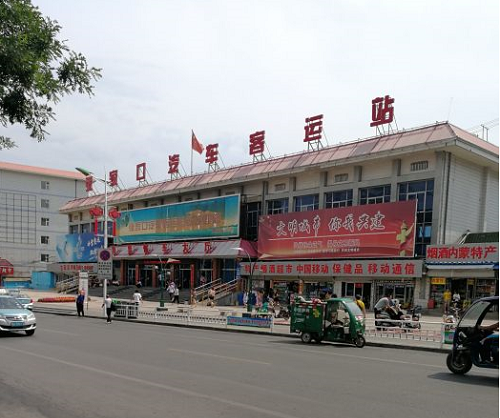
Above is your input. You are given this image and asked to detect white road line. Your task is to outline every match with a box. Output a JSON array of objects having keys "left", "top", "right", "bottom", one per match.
[
  {"left": 168, "top": 348, "right": 270, "bottom": 365},
  {"left": 0, "top": 346, "right": 299, "bottom": 418}
]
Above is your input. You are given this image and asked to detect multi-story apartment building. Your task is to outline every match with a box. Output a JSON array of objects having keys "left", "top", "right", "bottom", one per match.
[
  {"left": 0, "top": 162, "right": 86, "bottom": 282},
  {"left": 59, "top": 122, "right": 499, "bottom": 309}
]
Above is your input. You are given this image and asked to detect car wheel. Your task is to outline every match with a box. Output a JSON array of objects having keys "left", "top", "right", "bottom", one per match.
[
  {"left": 446, "top": 352, "right": 472, "bottom": 375},
  {"left": 354, "top": 335, "right": 366, "bottom": 348},
  {"left": 301, "top": 332, "right": 313, "bottom": 344},
  {"left": 25, "top": 330, "right": 35, "bottom": 336}
]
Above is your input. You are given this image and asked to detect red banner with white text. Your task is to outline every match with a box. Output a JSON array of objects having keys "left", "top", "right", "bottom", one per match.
[{"left": 258, "top": 201, "right": 417, "bottom": 259}]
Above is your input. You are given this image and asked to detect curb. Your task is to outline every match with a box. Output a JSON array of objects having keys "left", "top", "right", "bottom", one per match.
[{"left": 34, "top": 306, "right": 450, "bottom": 354}]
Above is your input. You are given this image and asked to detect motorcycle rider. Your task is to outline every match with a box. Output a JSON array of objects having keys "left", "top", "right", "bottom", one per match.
[{"left": 374, "top": 293, "right": 403, "bottom": 320}]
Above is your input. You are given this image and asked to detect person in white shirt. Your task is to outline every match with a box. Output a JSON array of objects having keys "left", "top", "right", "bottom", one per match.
[
  {"left": 101, "top": 295, "right": 113, "bottom": 323},
  {"left": 133, "top": 290, "right": 143, "bottom": 305}
]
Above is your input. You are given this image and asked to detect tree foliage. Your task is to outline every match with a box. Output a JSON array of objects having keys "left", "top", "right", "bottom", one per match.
[{"left": 0, "top": 0, "right": 101, "bottom": 149}]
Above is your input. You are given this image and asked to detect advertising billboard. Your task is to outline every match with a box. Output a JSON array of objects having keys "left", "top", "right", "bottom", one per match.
[
  {"left": 258, "top": 201, "right": 416, "bottom": 259},
  {"left": 56, "top": 233, "right": 104, "bottom": 262},
  {"left": 115, "top": 195, "right": 240, "bottom": 244}
]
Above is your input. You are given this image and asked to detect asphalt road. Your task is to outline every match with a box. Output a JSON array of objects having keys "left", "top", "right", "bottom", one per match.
[{"left": 0, "top": 314, "right": 497, "bottom": 418}]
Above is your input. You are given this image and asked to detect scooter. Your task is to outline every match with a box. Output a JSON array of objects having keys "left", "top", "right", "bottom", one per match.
[{"left": 375, "top": 302, "right": 421, "bottom": 330}]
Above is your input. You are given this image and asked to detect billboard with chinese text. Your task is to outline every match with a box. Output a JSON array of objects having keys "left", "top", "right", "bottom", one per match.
[
  {"left": 115, "top": 195, "right": 240, "bottom": 244},
  {"left": 258, "top": 201, "right": 416, "bottom": 259},
  {"left": 56, "top": 233, "right": 104, "bottom": 262}
]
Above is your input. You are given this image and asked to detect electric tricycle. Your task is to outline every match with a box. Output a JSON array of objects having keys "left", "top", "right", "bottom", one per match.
[
  {"left": 446, "top": 296, "right": 498, "bottom": 375},
  {"left": 290, "top": 297, "right": 366, "bottom": 348}
]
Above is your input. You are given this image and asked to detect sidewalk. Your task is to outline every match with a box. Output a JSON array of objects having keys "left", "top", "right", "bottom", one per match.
[{"left": 27, "top": 289, "right": 452, "bottom": 353}]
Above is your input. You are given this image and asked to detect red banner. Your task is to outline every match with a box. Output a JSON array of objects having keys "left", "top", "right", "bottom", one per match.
[{"left": 258, "top": 201, "right": 416, "bottom": 259}]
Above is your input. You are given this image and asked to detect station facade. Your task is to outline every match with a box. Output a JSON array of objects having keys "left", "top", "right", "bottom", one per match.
[{"left": 59, "top": 121, "right": 499, "bottom": 309}]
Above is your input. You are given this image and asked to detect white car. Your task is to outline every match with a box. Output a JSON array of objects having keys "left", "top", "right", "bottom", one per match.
[{"left": 0, "top": 295, "right": 37, "bottom": 336}]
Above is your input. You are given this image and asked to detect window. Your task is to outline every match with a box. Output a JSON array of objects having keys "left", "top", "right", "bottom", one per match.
[
  {"left": 294, "top": 194, "right": 319, "bottom": 212},
  {"left": 68, "top": 214, "right": 73, "bottom": 222},
  {"left": 80, "top": 223, "right": 91, "bottom": 233},
  {"left": 128, "top": 204, "right": 134, "bottom": 210},
  {"left": 398, "top": 179, "right": 434, "bottom": 257},
  {"left": 241, "top": 202, "right": 261, "bottom": 241},
  {"left": 275, "top": 183, "right": 286, "bottom": 192},
  {"left": 41, "top": 217, "right": 50, "bottom": 226},
  {"left": 410, "top": 161, "right": 429, "bottom": 172},
  {"left": 41, "top": 236, "right": 50, "bottom": 244},
  {"left": 41, "top": 254, "right": 50, "bottom": 262},
  {"left": 334, "top": 173, "right": 349, "bottom": 183},
  {"left": 325, "top": 190, "right": 353, "bottom": 208},
  {"left": 69, "top": 225, "right": 79, "bottom": 234},
  {"left": 0, "top": 192, "right": 36, "bottom": 244},
  {"left": 41, "top": 181, "right": 50, "bottom": 190},
  {"left": 267, "top": 198, "right": 289, "bottom": 215},
  {"left": 41, "top": 199, "right": 50, "bottom": 209},
  {"left": 221, "top": 259, "right": 237, "bottom": 282},
  {"left": 359, "top": 185, "right": 391, "bottom": 205}
]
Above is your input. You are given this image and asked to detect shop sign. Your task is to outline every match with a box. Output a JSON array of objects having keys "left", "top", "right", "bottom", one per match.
[
  {"left": 55, "top": 233, "right": 104, "bottom": 262},
  {"left": 115, "top": 195, "right": 240, "bottom": 244},
  {"left": 430, "top": 278, "right": 446, "bottom": 285},
  {"left": 426, "top": 243, "right": 498, "bottom": 263},
  {"left": 467, "top": 279, "right": 475, "bottom": 285},
  {"left": 258, "top": 201, "right": 417, "bottom": 259},
  {"left": 51, "top": 263, "right": 97, "bottom": 274},
  {"left": 227, "top": 316, "right": 272, "bottom": 328},
  {"left": 240, "top": 259, "right": 423, "bottom": 278},
  {"left": 110, "top": 239, "right": 254, "bottom": 259}
]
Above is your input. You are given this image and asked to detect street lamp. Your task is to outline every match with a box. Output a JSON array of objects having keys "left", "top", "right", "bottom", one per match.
[
  {"left": 151, "top": 254, "right": 166, "bottom": 307},
  {"left": 232, "top": 247, "right": 254, "bottom": 313},
  {"left": 76, "top": 167, "right": 109, "bottom": 317}
]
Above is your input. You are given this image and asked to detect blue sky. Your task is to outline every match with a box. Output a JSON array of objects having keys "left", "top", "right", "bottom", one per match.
[{"left": 2, "top": 0, "right": 498, "bottom": 188}]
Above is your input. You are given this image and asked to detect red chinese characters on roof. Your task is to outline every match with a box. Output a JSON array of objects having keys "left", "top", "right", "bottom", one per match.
[
  {"left": 370, "top": 95, "right": 394, "bottom": 127},
  {"left": 426, "top": 244, "right": 498, "bottom": 262},
  {"left": 136, "top": 163, "right": 146, "bottom": 181},
  {"left": 303, "top": 114, "right": 323, "bottom": 142},
  {"left": 109, "top": 170, "right": 118, "bottom": 187},
  {"left": 168, "top": 154, "right": 180, "bottom": 174},
  {"left": 85, "top": 175, "right": 94, "bottom": 192},
  {"left": 205, "top": 144, "right": 219, "bottom": 165},
  {"left": 249, "top": 131, "right": 265, "bottom": 155}
]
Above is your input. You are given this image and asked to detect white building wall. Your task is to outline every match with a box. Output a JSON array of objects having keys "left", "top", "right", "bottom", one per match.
[
  {"left": 0, "top": 168, "right": 85, "bottom": 278},
  {"left": 484, "top": 169, "right": 499, "bottom": 232},
  {"left": 362, "top": 161, "right": 392, "bottom": 180},
  {"left": 295, "top": 171, "right": 320, "bottom": 190},
  {"left": 445, "top": 156, "right": 484, "bottom": 243}
]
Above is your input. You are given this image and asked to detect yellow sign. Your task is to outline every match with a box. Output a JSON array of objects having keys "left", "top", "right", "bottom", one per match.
[
  {"left": 467, "top": 279, "right": 475, "bottom": 285},
  {"left": 313, "top": 309, "right": 320, "bottom": 318},
  {"left": 431, "top": 278, "right": 446, "bottom": 285}
]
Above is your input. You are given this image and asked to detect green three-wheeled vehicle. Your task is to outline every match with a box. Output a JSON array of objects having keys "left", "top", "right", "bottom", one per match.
[{"left": 290, "top": 297, "right": 366, "bottom": 348}]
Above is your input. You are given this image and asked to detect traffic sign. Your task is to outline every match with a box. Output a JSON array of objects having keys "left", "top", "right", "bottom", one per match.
[{"left": 97, "top": 249, "right": 113, "bottom": 280}]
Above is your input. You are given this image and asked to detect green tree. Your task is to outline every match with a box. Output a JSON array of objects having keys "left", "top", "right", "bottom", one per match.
[{"left": 0, "top": 0, "right": 101, "bottom": 149}]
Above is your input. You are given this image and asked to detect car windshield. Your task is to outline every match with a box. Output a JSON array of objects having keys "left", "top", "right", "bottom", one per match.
[
  {"left": 343, "top": 300, "right": 362, "bottom": 316},
  {"left": 0, "top": 297, "right": 23, "bottom": 309},
  {"left": 17, "top": 298, "right": 31, "bottom": 303},
  {"left": 459, "top": 300, "right": 492, "bottom": 328}
]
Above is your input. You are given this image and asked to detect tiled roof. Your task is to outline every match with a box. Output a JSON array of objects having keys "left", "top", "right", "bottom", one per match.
[
  {"left": 60, "top": 121, "right": 499, "bottom": 211},
  {"left": 0, "top": 161, "right": 86, "bottom": 180}
]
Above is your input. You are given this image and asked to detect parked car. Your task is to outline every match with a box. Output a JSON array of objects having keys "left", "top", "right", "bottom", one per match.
[
  {"left": 0, "top": 295, "right": 37, "bottom": 336},
  {"left": 15, "top": 294, "right": 34, "bottom": 311}
]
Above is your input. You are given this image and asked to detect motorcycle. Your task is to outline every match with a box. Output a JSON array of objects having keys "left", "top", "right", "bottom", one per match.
[
  {"left": 375, "top": 301, "right": 421, "bottom": 330},
  {"left": 447, "top": 296, "right": 498, "bottom": 375}
]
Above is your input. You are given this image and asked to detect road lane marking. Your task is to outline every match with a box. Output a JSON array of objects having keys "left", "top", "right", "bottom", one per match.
[
  {"left": 168, "top": 348, "right": 270, "bottom": 365},
  {"left": 0, "top": 346, "right": 300, "bottom": 418}
]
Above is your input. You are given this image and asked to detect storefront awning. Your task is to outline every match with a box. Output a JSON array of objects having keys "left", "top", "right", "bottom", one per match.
[
  {"left": 426, "top": 263, "right": 497, "bottom": 279},
  {"left": 109, "top": 239, "right": 257, "bottom": 260}
]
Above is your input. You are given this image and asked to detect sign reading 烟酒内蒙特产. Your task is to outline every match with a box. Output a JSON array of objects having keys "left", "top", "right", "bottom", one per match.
[{"left": 114, "top": 195, "right": 240, "bottom": 244}]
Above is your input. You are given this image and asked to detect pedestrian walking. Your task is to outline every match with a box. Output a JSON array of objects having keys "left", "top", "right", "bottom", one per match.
[
  {"left": 354, "top": 294, "right": 366, "bottom": 318},
  {"left": 133, "top": 289, "right": 143, "bottom": 305},
  {"left": 207, "top": 287, "right": 216, "bottom": 307},
  {"left": 167, "top": 281, "right": 176, "bottom": 302},
  {"left": 102, "top": 294, "right": 113, "bottom": 323},
  {"left": 172, "top": 285, "right": 180, "bottom": 304},
  {"left": 443, "top": 288, "right": 452, "bottom": 314},
  {"left": 76, "top": 290, "right": 85, "bottom": 317}
]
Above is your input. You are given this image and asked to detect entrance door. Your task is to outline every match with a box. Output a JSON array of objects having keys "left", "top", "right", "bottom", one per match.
[{"left": 126, "top": 266, "right": 136, "bottom": 286}]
